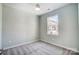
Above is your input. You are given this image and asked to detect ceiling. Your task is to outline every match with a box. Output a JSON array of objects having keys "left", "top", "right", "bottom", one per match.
[{"left": 4, "top": 3, "right": 69, "bottom": 15}]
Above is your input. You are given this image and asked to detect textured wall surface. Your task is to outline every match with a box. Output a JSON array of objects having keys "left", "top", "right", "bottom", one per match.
[
  {"left": 39, "top": 4, "right": 78, "bottom": 51},
  {"left": 2, "top": 5, "right": 39, "bottom": 48}
]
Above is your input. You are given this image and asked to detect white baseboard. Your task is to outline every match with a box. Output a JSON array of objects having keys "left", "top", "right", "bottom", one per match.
[
  {"left": 4, "top": 39, "right": 38, "bottom": 50},
  {"left": 41, "top": 39, "right": 79, "bottom": 53}
]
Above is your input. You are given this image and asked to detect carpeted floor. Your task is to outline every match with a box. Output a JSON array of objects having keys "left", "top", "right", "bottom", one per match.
[{"left": 2, "top": 41, "right": 73, "bottom": 55}]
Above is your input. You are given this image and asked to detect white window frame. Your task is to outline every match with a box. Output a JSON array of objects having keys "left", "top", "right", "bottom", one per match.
[{"left": 47, "top": 14, "right": 59, "bottom": 35}]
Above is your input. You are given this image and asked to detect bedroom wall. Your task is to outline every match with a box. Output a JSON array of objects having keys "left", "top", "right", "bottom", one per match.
[
  {"left": 78, "top": 4, "right": 79, "bottom": 51},
  {"left": 0, "top": 4, "right": 2, "bottom": 49},
  {"left": 2, "top": 5, "right": 39, "bottom": 49},
  {"left": 39, "top": 4, "right": 78, "bottom": 51}
]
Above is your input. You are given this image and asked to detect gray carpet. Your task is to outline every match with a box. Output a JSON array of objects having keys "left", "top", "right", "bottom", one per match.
[{"left": 2, "top": 41, "right": 73, "bottom": 55}]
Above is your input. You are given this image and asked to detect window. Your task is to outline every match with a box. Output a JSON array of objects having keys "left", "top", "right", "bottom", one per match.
[{"left": 47, "top": 14, "right": 59, "bottom": 35}]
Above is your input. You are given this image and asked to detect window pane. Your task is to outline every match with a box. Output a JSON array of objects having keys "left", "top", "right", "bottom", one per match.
[{"left": 47, "top": 14, "right": 59, "bottom": 35}]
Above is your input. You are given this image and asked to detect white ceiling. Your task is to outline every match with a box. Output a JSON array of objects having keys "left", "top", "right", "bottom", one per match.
[{"left": 4, "top": 3, "right": 69, "bottom": 15}]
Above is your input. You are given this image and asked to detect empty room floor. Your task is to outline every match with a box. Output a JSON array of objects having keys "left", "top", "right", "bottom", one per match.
[{"left": 3, "top": 41, "right": 72, "bottom": 55}]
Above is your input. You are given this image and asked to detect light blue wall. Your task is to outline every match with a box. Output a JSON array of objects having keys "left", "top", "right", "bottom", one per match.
[
  {"left": 39, "top": 4, "right": 78, "bottom": 51},
  {"left": 2, "top": 5, "right": 39, "bottom": 49},
  {"left": 0, "top": 4, "right": 2, "bottom": 49}
]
